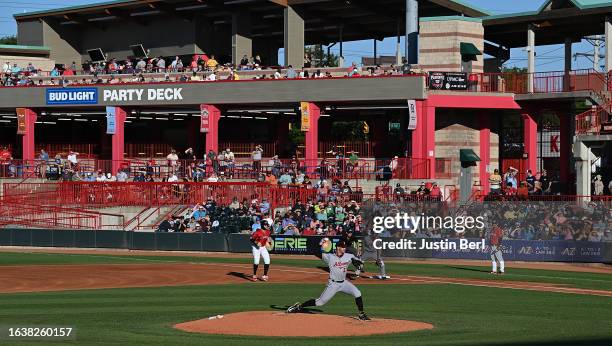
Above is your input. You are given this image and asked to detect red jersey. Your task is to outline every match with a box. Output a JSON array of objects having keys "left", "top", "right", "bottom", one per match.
[
  {"left": 251, "top": 229, "right": 271, "bottom": 246},
  {"left": 489, "top": 226, "right": 504, "bottom": 246}
]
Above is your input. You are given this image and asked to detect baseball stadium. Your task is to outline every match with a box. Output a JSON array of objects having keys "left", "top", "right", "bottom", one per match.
[{"left": 0, "top": 0, "right": 611, "bottom": 344}]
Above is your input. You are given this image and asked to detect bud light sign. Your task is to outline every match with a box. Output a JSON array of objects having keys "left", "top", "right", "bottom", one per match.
[{"left": 46, "top": 88, "right": 98, "bottom": 105}]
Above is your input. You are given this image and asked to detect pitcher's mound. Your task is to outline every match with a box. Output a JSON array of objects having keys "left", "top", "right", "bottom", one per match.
[{"left": 174, "top": 311, "right": 433, "bottom": 337}]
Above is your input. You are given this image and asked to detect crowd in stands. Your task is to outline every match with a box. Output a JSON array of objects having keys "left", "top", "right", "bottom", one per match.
[
  {"left": 462, "top": 200, "right": 612, "bottom": 242},
  {"left": 157, "top": 194, "right": 364, "bottom": 237},
  {"left": 1, "top": 53, "right": 416, "bottom": 87}
]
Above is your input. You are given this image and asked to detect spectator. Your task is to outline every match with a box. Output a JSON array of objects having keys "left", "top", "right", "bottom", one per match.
[
  {"left": 166, "top": 149, "right": 179, "bottom": 173},
  {"left": 489, "top": 168, "right": 502, "bottom": 195},
  {"left": 593, "top": 175, "right": 604, "bottom": 195},
  {"left": 67, "top": 151, "right": 79, "bottom": 169},
  {"left": 252, "top": 145, "right": 263, "bottom": 172},
  {"left": 156, "top": 56, "right": 166, "bottom": 71},
  {"left": 206, "top": 55, "right": 219, "bottom": 69},
  {"left": 525, "top": 170, "right": 536, "bottom": 193},
  {"left": 539, "top": 169, "right": 551, "bottom": 194},
  {"left": 286, "top": 65, "right": 297, "bottom": 78}
]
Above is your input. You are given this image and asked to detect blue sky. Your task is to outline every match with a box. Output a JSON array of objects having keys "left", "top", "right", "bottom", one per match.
[{"left": 0, "top": 0, "right": 601, "bottom": 71}]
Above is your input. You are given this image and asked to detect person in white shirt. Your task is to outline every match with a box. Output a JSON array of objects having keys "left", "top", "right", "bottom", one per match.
[
  {"left": 207, "top": 173, "right": 219, "bottom": 182},
  {"left": 274, "top": 69, "right": 282, "bottom": 79},
  {"left": 166, "top": 149, "right": 179, "bottom": 174},
  {"left": 117, "top": 170, "right": 128, "bottom": 182},
  {"left": 107, "top": 173, "right": 117, "bottom": 182},
  {"left": 206, "top": 72, "right": 216, "bottom": 81},
  {"left": 168, "top": 173, "right": 179, "bottom": 182},
  {"left": 96, "top": 171, "right": 106, "bottom": 182},
  {"left": 67, "top": 151, "right": 79, "bottom": 169}
]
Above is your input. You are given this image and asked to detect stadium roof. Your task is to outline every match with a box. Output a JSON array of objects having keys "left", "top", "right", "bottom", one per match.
[
  {"left": 483, "top": 0, "right": 612, "bottom": 48},
  {"left": 12, "top": 0, "right": 489, "bottom": 44}
]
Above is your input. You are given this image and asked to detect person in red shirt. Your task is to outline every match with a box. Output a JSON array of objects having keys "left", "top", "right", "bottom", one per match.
[
  {"left": 429, "top": 183, "right": 442, "bottom": 200},
  {"left": 250, "top": 228, "right": 272, "bottom": 281},
  {"left": 489, "top": 224, "right": 505, "bottom": 274},
  {"left": 301, "top": 227, "right": 316, "bottom": 236}
]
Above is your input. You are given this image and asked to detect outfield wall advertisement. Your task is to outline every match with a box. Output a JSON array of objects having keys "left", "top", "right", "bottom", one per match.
[{"left": 0, "top": 230, "right": 608, "bottom": 263}]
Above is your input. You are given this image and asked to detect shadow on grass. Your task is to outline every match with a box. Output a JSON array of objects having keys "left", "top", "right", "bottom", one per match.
[
  {"left": 448, "top": 266, "right": 491, "bottom": 273},
  {"left": 269, "top": 304, "right": 323, "bottom": 314}
]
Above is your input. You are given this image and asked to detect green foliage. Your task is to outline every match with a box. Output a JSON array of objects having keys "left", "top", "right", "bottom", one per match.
[
  {"left": 0, "top": 35, "right": 17, "bottom": 45},
  {"left": 305, "top": 45, "right": 339, "bottom": 67},
  {"left": 329, "top": 121, "right": 368, "bottom": 141},
  {"left": 502, "top": 66, "right": 528, "bottom": 73},
  {"left": 288, "top": 123, "right": 305, "bottom": 145}
]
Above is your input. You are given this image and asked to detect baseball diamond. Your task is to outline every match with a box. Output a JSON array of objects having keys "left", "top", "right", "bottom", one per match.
[{"left": 1, "top": 0, "right": 612, "bottom": 345}]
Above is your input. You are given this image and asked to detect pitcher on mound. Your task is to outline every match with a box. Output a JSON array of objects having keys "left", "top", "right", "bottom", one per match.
[{"left": 286, "top": 239, "right": 370, "bottom": 320}]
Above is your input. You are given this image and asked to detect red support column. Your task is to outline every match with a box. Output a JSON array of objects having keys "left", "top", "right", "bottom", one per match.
[
  {"left": 558, "top": 114, "right": 570, "bottom": 185},
  {"left": 18, "top": 108, "right": 37, "bottom": 162},
  {"left": 111, "top": 107, "right": 127, "bottom": 175},
  {"left": 479, "top": 113, "right": 491, "bottom": 194},
  {"left": 201, "top": 104, "right": 221, "bottom": 154},
  {"left": 411, "top": 101, "right": 435, "bottom": 178},
  {"left": 304, "top": 102, "right": 321, "bottom": 163},
  {"left": 522, "top": 113, "right": 538, "bottom": 173}
]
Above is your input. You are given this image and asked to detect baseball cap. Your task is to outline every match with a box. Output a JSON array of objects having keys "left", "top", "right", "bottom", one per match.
[{"left": 336, "top": 240, "right": 347, "bottom": 248}]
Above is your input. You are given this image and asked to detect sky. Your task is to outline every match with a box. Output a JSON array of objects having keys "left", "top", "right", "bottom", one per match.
[{"left": 0, "top": 0, "right": 603, "bottom": 71}]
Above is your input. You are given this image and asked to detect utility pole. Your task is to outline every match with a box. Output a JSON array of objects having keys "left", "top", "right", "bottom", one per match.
[{"left": 574, "top": 35, "right": 605, "bottom": 70}]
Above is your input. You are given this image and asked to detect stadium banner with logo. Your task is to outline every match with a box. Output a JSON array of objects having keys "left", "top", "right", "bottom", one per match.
[
  {"left": 46, "top": 87, "right": 98, "bottom": 105},
  {"left": 300, "top": 102, "right": 310, "bottom": 131},
  {"left": 431, "top": 239, "right": 604, "bottom": 262},
  {"left": 105, "top": 107, "right": 116, "bottom": 135},
  {"left": 428, "top": 72, "right": 468, "bottom": 91},
  {"left": 16, "top": 108, "right": 27, "bottom": 135},
  {"left": 407, "top": 99, "right": 417, "bottom": 130},
  {"left": 200, "top": 105, "right": 210, "bottom": 133}
]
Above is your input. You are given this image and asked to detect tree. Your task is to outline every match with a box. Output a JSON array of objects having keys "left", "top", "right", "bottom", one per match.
[
  {"left": 305, "top": 45, "right": 339, "bottom": 67},
  {"left": 502, "top": 66, "right": 527, "bottom": 73},
  {"left": 0, "top": 35, "right": 17, "bottom": 45}
]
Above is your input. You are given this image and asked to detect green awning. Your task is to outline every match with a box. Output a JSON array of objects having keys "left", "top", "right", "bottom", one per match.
[
  {"left": 460, "top": 149, "right": 481, "bottom": 162},
  {"left": 460, "top": 42, "right": 482, "bottom": 55}
]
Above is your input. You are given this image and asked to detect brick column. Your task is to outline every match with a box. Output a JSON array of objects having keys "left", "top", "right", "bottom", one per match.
[
  {"left": 304, "top": 102, "right": 321, "bottom": 163},
  {"left": 111, "top": 107, "right": 127, "bottom": 175},
  {"left": 479, "top": 113, "right": 490, "bottom": 194},
  {"left": 201, "top": 104, "right": 221, "bottom": 154},
  {"left": 17, "top": 108, "right": 37, "bottom": 162},
  {"left": 522, "top": 112, "right": 538, "bottom": 173},
  {"left": 411, "top": 101, "right": 435, "bottom": 178}
]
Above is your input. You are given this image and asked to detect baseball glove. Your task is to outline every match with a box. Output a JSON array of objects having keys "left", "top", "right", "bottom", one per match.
[{"left": 320, "top": 237, "right": 332, "bottom": 253}]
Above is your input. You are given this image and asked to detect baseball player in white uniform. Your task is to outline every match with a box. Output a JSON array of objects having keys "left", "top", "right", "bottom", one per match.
[
  {"left": 359, "top": 231, "right": 390, "bottom": 279},
  {"left": 286, "top": 239, "right": 370, "bottom": 320}
]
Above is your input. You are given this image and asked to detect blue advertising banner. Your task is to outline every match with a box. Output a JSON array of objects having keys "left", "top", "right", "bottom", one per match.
[
  {"left": 431, "top": 239, "right": 604, "bottom": 262},
  {"left": 46, "top": 88, "right": 98, "bottom": 105},
  {"left": 106, "top": 107, "right": 116, "bottom": 135}
]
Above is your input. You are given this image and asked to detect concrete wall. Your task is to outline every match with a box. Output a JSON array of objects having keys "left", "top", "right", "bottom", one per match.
[
  {"left": 419, "top": 17, "right": 484, "bottom": 73},
  {"left": 0, "top": 55, "right": 55, "bottom": 72},
  {"left": 43, "top": 20, "right": 82, "bottom": 66},
  {"left": 435, "top": 109, "right": 499, "bottom": 186}
]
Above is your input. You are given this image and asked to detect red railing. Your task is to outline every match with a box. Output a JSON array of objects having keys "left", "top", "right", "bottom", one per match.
[
  {"left": 576, "top": 104, "right": 612, "bottom": 135},
  {"left": 0, "top": 157, "right": 442, "bottom": 180},
  {"left": 446, "top": 69, "right": 609, "bottom": 95},
  {"left": 0, "top": 199, "right": 124, "bottom": 229}
]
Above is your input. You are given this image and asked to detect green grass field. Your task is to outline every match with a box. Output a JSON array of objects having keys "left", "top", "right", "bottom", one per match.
[{"left": 0, "top": 251, "right": 611, "bottom": 345}]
